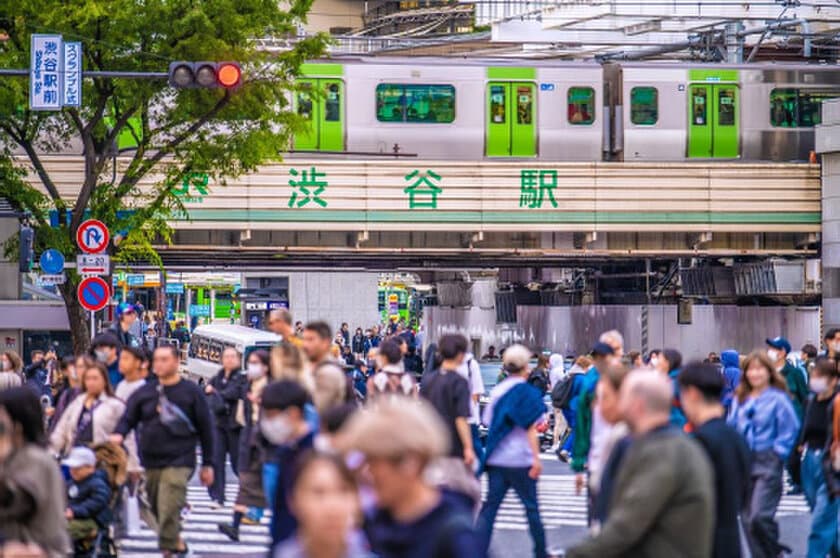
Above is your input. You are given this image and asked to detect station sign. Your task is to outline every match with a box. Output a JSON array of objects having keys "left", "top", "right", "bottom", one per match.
[
  {"left": 127, "top": 274, "right": 146, "bottom": 287},
  {"left": 76, "top": 219, "right": 110, "bottom": 254},
  {"left": 189, "top": 304, "right": 211, "bottom": 317},
  {"left": 29, "top": 34, "right": 83, "bottom": 111},
  {"left": 165, "top": 283, "right": 185, "bottom": 295},
  {"left": 78, "top": 276, "right": 110, "bottom": 312},
  {"left": 77, "top": 254, "right": 110, "bottom": 276}
]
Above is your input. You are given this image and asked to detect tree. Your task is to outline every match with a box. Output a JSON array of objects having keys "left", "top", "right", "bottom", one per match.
[{"left": 0, "top": 0, "right": 328, "bottom": 354}]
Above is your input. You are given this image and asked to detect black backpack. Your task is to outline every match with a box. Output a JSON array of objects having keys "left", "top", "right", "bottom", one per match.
[
  {"left": 527, "top": 368, "right": 549, "bottom": 394},
  {"left": 551, "top": 374, "right": 577, "bottom": 410}
]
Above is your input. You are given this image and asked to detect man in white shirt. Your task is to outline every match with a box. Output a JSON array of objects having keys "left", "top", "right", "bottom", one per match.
[{"left": 457, "top": 351, "right": 485, "bottom": 462}]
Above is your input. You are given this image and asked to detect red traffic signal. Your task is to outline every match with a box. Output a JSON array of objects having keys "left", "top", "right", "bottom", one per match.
[{"left": 168, "top": 62, "right": 242, "bottom": 89}]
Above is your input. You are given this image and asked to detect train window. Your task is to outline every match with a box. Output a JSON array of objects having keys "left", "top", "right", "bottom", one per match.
[
  {"left": 325, "top": 83, "right": 341, "bottom": 122},
  {"left": 490, "top": 85, "right": 506, "bottom": 124},
  {"left": 718, "top": 88, "right": 736, "bottom": 126},
  {"left": 630, "top": 87, "right": 658, "bottom": 125},
  {"left": 517, "top": 86, "right": 532, "bottom": 125},
  {"left": 297, "top": 84, "right": 313, "bottom": 121},
  {"left": 568, "top": 87, "right": 595, "bottom": 125},
  {"left": 692, "top": 87, "right": 707, "bottom": 126},
  {"left": 770, "top": 88, "right": 838, "bottom": 128},
  {"left": 376, "top": 84, "right": 455, "bottom": 123}
]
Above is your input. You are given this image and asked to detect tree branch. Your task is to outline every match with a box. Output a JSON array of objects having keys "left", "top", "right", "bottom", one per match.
[{"left": 16, "top": 138, "right": 65, "bottom": 206}]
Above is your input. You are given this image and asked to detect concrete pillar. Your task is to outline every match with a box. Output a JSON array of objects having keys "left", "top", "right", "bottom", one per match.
[{"left": 815, "top": 99, "right": 840, "bottom": 335}]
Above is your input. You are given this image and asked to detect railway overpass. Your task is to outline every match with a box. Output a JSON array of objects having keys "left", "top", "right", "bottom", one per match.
[{"left": 23, "top": 156, "right": 820, "bottom": 268}]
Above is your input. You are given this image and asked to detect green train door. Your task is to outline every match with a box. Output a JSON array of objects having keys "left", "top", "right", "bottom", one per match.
[
  {"left": 688, "top": 84, "right": 739, "bottom": 158},
  {"left": 486, "top": 82, "right": 536, "bottom": 157},
  {"left": 294, "top": 79, "right": 344, "bottom": 152}
]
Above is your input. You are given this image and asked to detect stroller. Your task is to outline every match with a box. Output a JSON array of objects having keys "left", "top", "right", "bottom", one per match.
[{"left": 70, "top": 442, "right": 127, "bottom": 558}]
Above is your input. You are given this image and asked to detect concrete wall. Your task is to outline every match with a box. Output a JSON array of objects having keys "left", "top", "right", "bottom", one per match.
[
  {"left": 424, "top": 305, "right": 821, "bottom": 362},
  {"left": 817, "top": 98, "right": 840, "bottom": 333},
  {"left": 286, "top": 271, "right": 381, "bottom": 334}
]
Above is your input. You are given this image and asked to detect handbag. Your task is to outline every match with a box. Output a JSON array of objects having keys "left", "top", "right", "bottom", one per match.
[
  {"left": 122, "top": 485, "right": 142, "bottom": 537},
  {"left": 157, "top": 385, "right": 196, "bottom": 437},
  {"left": 207, "top": 390, "right": 227, "bottom": 416}
]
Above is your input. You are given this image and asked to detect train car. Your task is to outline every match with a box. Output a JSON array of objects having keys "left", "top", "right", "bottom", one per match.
[
  {"left": 614, "top": 62, "right": 840, "bottom": 161},
  {"left": 291, "top": 57, "right": 840, "bottom": 163}
]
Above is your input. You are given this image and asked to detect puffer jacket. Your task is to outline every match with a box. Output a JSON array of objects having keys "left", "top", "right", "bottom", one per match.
[
  {"left": 49, "top": 393, "right": 126, "bottom": 457},
  {"left": 67, "top": 469, "right": 112, "bottom": 527},
  {"left": 721, "top": 349, "right": 741, "bottom": 410}
]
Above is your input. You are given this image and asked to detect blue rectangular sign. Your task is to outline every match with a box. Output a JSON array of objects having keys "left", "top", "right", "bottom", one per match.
[
  {"left": 62, "top": 42, "right": 82, "bottom": 107},
  {"left": 165, "top": 283, "right": 185, "bottom": 295},
  {"left": 30, "top": 34, "right": 63, "bottom": 111},
  {"left": 126, "top": 274, "right": 145, "bottom": 287},
  {"left": 540, "top": 83, "right": 555, "bottom": 91},
  {"left": 189, "top": 304, "right": 211, "bottom": 317}
]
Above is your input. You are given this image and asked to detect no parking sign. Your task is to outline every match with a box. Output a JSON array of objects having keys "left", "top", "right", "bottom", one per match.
[{"left": 77, "top": 276, "right": 110, "bottom": 312}]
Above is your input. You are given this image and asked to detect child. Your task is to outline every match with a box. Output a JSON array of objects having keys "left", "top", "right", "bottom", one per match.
[{"left": 62, "top": 446, "right": 112, "bottom": 549}]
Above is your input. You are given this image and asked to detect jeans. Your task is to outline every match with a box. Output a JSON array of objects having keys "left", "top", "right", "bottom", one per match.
[
  {"left": 209, "top": 426, "right": 240, "bottom": 504},
  {"left": 743, "top": 450, "right": 784, "bottom": 558},
  {"left": 262, "top": 462, "right": 279, "bottom": 511},
  {"left": 561, "top": 408, "right": 575, "bottom": 452},
  {"left": 471, "top": 423, "right": 485, "bottom": 465},
  {"left": 802, "top": 447, "right": 840, "bottom": 558},
  {"left": 478, "top": 466, "right": 546, "bottom": 558},
  {"left": 145, "top": 466, "right": 193, "bottom": 551}
]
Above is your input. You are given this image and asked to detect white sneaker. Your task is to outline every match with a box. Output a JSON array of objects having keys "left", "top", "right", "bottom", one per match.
[{"left": 208, "top": 501, "right": 223, "bottom": 510}]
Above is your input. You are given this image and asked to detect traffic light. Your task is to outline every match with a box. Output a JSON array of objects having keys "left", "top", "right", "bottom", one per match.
[
  {"left": 168, "top": 62, "right": 242, "bottom": 89},
  {"left": 19, "top": 225, "right": 34, "bottom": 273}
]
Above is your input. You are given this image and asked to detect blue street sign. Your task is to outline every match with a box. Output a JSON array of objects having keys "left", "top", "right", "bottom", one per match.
[
  {"left": 126, "top": 274, "right": 145, "bottom": 287},
  {"left": 189, "top": 304, "right": 211, "bottom": 317},
  {"left": 39, "top": 249, "right": 65, "bottom": 275},
  {"left": 165, "top": 283, "right": 185, "bottom": 295}
]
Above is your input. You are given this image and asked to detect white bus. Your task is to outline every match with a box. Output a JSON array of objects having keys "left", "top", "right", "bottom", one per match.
[{"left": 186, "top": 324, "right": 281, "bottom": 380}]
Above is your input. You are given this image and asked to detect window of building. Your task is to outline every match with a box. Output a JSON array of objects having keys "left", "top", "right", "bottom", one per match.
[
  {"left": 770, "top": 88, "right": 840, "bottom": 128},
  {"left": 630, "top": 87, "right": 658, "bottom": 125},
  {"left": 376, "top": 84, "right": 455, "bottom": 123},
  {"left": 568, "top": 87, "right": 595, "bottom": 125}
]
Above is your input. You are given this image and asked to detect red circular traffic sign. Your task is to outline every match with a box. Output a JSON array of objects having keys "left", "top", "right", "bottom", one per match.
[
  {"left": 76, "top": 219, "right": 110, "bottom": 254},
  {"left": 77, "top": 276, "right": 110, "bottom": 312}
]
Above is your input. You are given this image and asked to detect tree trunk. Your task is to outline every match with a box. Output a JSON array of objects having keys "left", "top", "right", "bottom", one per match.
[{"left": 59, "top": 281, "right": 91, "bottom": 355}]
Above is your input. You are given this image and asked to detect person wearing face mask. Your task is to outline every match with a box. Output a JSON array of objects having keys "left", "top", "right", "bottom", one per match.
[
  {"left": 91, "top": 333, "right": 123, "bottom": 388},
  {"left": 798, "top": 358, "right": 840, "bottom": 557},
  {"left": 206, "top": 347, "right": 248, "bottom": 508},
  {"left": 260, "top": 380, "right": 316, "bottom": 550},
  {"left": 218, "top": 350, "right": 270, "bottom": 542},
  {"left": 0, "top": 350, "right": 23, "bottom": 391}
]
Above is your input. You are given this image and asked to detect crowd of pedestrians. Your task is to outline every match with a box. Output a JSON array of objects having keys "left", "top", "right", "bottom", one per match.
[{"left": 1, "top": 304, "right": 840, "bottom": 558}]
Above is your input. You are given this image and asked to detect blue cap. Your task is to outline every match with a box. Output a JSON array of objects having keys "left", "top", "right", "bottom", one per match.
[
  {"left": 766, "top": 337, "right": 792, "bottom": 354},
  {"left": 591, "top": 342, "right": 615, "bottom": 357},
  {"left": 116, "top": 302, "right": 136, "bottom": 318}
]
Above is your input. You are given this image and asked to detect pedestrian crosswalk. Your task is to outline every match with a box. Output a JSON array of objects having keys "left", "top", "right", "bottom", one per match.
[{"left": 117, "top": 462, "right": 813, "bottom": 555}]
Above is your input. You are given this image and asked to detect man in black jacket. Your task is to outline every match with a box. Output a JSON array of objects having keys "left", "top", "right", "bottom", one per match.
[
  {"left": 112, "top": 345, "right": 214, "bottom": 558},
  {"left": 679, "top": 361, "right": 752, "bottom": 558},
  {"left": 205, "top": 347, "right": 247, "bottom": 508}
]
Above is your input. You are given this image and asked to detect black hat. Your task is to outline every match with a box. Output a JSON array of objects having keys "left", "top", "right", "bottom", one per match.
[
  {"left": 590, "top": 342, "right": 614, "bottom": 357},
  {"left": 261, "top": 380, "right": 310, "bottom": 411},
  {"left": 91, "top": 332, "right": 120, "bottom": 349}
]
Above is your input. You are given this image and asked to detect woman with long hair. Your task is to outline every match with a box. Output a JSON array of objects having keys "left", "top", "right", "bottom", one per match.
[
  {"left": 0, "top": 350, "right": 23, "bottom": 391},
  {"left": 727, "top": 351, "right": 799, "bottom": 558},
  {"left": 271, "top": 341, "right": 312, "bottom": 391},
  {"left": 49, "top": 362, "right": 126, "bottom": 456}
]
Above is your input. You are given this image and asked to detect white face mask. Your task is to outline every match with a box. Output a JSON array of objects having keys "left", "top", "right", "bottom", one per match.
[
  {"left": 649, "top": 357, "right": 659, "bottom": 369},
  {"left": 810, "top": 377, "right": 829, "bottom": 394},
  {"left": 246, "top": 363, "right": 264, "bottom": 380},
  {"left": 260, "top": 415, "right": 293, "bottom": 445},
  {"left": 767, "top": 349, "right": 780, "bottom": 363},
  {"left": 94, "top": 350, "right": 109, "bottom": 364}
]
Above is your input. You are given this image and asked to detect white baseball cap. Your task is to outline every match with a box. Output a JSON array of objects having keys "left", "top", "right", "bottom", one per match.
[{"left": 61, "top": 446, "right": 97, "bottom": 468}]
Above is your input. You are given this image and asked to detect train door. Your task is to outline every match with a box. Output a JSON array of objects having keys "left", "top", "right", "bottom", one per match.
[
  {"left": 294, "top": 79, "right": 344, "bottom": 152},
  {"left": 687, "top": 84, "right": 739, "bottom": 158},
  {"left": 486, "top": 82, "right": 536, "bottom": 157}
]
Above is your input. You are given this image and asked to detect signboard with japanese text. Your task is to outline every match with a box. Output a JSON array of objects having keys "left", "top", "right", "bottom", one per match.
[
  {"left": 77, "top": 254, "right": 110, "bottom": 276},
  {"left": 30, "top": 34, "right": 62, "bottom": 111},
  {"left": 62, "top": 42, "right": 82, "bottom": 107}
]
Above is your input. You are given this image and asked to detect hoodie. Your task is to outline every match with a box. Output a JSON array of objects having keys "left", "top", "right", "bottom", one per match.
[{"left": 721, "top": 350, "right": 741, "bottom": 410}]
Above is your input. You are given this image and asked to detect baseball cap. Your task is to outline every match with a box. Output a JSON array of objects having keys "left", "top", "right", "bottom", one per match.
[
  {"left": 502, "top": 344, "right": 532, "bottom": 371},
  {"left": 591, "top": 342, "right": 615, "bottom": 357},
  {"left": 116, "top": 302, "right": 137, "bottom": 318},
  {"left": 61, "top": 446, "right": 97, "bottom": 468},
  {"left": 766, "top": 337, "right": 792, "bottom": 355}
]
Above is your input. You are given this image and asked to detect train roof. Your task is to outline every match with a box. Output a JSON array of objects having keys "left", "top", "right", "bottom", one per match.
[{"left": 307, "top": 56, "right": 840, "bottom": 71}]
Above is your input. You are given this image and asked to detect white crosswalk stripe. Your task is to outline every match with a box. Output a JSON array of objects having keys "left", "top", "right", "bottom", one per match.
[{"left": 116, "top": 463, "right": 813, "bottom": 554}]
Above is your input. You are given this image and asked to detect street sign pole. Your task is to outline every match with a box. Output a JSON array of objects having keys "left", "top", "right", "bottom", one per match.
[{"left": 90, "top": 310, "right": 95, "bottom": 340}]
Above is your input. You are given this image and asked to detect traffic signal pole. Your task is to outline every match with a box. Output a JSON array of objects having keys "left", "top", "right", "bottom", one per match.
[{"left": 0, "top": 68, "right": 168, "bottom": 79}]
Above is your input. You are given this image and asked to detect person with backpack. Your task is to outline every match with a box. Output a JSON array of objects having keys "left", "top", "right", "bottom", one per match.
[
  {"left": 551, "top": 356, "right": 590, "bottom": 460},
  {"left": 548, "top": 354, "right": 566, "bottom": 453}
]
